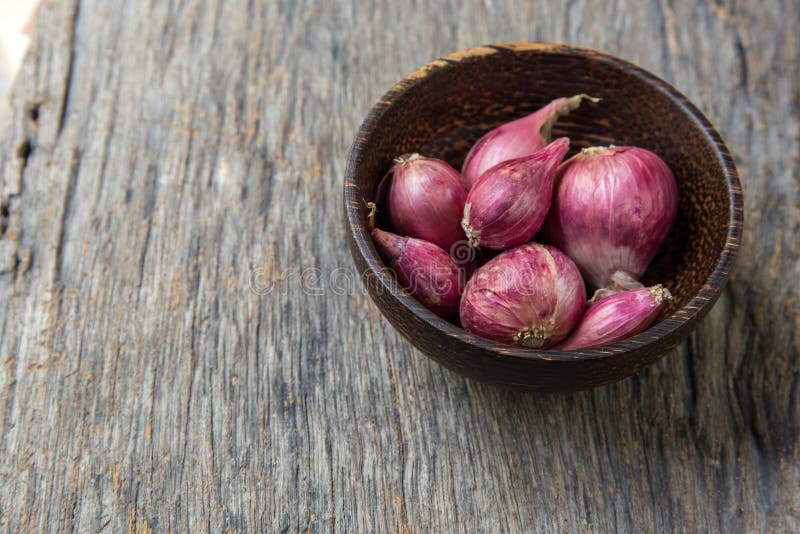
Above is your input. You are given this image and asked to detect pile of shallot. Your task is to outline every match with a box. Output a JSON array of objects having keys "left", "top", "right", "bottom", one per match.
[{"left": 370, "top": 95, "right": 679, "bottom": 350}]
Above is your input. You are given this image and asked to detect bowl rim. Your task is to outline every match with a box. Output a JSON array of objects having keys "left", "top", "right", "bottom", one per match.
[{"left": 344, "top": 42, "right": 743, "bottom": 362}]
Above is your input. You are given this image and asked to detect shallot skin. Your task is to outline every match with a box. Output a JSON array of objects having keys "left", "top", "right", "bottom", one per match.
[
  {"left": 544, "top": 146, "right": 679, "bottom": 291},
  {"left": 462, "top": 137, "right": 570, "bottom": 251},
  {"left": 386, "top": 154, "right": 468, "bottom": 252},
  {"left": 554, "top": 285, "right": 672, "bottom": 350},
  {"left": 460, "top": 94, "right": 598, "bottom": 189},
  {"left": 460, "top": 243, "right": 585, "bottom": 348},
  {"left": 371, "top": 229, "right": 462, "bottom": 318}
]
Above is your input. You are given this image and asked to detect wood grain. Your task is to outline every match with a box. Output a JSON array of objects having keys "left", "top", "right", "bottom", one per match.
[{"left": 0, "top": 0, "right": 797, "bottom": 531}]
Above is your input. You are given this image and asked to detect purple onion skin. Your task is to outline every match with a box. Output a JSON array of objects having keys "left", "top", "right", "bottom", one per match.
[
  {"left": 460, "top": 243, "right": 585, "bottom": 348},
  {"left": 372, "top": 229, "right": 462, "bottom": 318},
  {"left": 462, "top": 137, "right": 570, "bottom": 251},
  {"left": 386, "top": 154, "right": 468, "bottom": 252},
  {"left": 554, "top": 285, "right": 671, "bottom": 350},
  {"left": 544, "top": 146, "right": 679, "bottom": 290},
  {"left": 461, "top": 94, "right": 597, "bottom": 189}
]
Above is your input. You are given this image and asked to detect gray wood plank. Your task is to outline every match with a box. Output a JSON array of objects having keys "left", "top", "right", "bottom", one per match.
[{"left": 0, "top": 0, "right": 797, "bottom": 531}]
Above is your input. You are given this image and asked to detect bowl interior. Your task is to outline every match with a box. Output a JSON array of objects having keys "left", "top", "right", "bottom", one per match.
[{"left": 350, "top": 45, "right": 734, "bottom": 333}]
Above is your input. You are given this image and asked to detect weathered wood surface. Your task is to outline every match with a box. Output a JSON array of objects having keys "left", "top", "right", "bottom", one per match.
[{"left": 0, "top": 0, "right": 797, "bottom": 531}]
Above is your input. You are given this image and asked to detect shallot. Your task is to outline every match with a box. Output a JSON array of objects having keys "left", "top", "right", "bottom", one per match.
[
  {"left": 461, "top": 94, "right": 598, "bottom": 189},
  {"left": 385, "top": 154, "right": 468, "bottom": 252},
  {"left": 555, "top": 285, "right": 672, "bottom": 350},
  {"left": 461, "top": 137, "right": 569, "bottom": 251},
  {"left": 544, "top": 145, "right": 678, "bottom": 297},
  {"left": 372, "top": 228, "right": 462, "bottom": 318},
  {"left": 460, "top": 243, "right": 585, "bottom": 348}
]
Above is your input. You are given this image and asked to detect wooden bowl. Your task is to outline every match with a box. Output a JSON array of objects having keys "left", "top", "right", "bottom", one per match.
[{"left": 344, "top": 43, "right": 743, "bottom": 391}]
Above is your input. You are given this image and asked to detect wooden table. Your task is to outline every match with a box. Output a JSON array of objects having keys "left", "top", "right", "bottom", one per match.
[{"left": 1, "top": 1, "right": 798, "bottom": 531}]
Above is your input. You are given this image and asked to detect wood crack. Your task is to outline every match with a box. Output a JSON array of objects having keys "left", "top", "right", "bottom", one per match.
[
  {"left": 57, "top": 0, "right": 81, "bottom": 137},
  {"left": 15, "top": 140, "right": 32, "bottom": 173},
  {"left": 135, "top": 165, "right": 159, "bottom": 300},
  {"left": 53, "top": 149, "right": 82, "bottom": 285},
  {"left": 655, "top": 0, "right": 677, "bottom": 81}
]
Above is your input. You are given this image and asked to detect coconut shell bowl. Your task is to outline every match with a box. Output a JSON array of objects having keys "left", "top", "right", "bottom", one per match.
[{"left": 344, "top": 43, "right": 743, "bottom": 392}]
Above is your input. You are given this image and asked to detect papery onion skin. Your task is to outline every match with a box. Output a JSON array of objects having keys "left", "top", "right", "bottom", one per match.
[
  {"left": 460, "top": 94, "right": 598, "bottom": 189},
  {"left": 386, "top": 154, "right": 468, "bottom": 252},
  {"left": 372, "top": 229, "right": 462, "bottom": 318},
  {"left": 460, "top": 243, "right": 585, "bottom": 348},
  {"left": 462, "top": 137, "right": 570, "bottom": 251},
  {"left": 544, "top": 145, "right": 679, "bottom": 291},
  {"left": 554, "top": 285, "right": 672, "bottom": 350}
]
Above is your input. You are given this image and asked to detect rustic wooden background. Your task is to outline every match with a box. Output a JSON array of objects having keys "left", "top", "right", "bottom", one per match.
[{"left": 0, "top": 0, "right": 798, "bottom": 531}]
